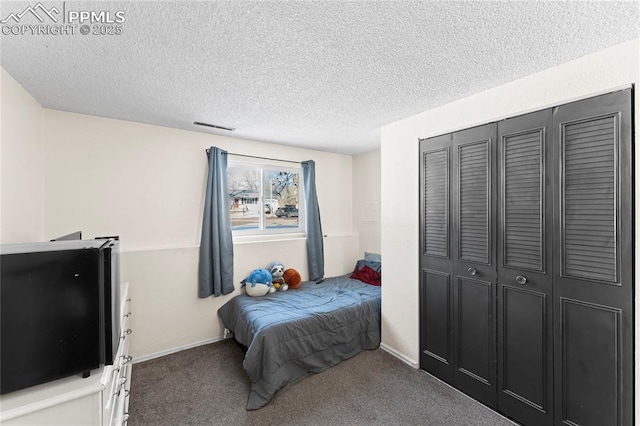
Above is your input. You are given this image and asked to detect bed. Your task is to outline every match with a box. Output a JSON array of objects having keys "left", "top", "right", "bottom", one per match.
[{"left": 217, "top": 273, "right": 381, "bottom": 410}]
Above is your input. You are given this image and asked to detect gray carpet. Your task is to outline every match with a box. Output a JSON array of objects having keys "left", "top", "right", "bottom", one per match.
[{"left": 129, "top": 339, "right": 515, "bottom": 426}]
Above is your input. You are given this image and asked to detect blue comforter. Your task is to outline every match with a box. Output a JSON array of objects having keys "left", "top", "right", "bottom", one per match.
[{"left": 218, "top": 274, "right": 381, "bottom": 409}]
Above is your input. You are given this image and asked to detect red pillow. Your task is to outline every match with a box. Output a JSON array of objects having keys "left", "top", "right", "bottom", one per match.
[{"left": 350, "top": 265, "right": 381, "bottom": 286}]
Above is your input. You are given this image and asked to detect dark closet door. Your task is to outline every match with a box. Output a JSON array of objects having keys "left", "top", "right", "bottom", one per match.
[
  {"left": 497, "top": 110, "right": 554, "bottom": 426},
  {"left": 553, "top": 89, "right": 633, "bottom": 426},
  {"left": 419, "top": 133, "right": 455, "bottom": 384},
  {"left": 452, "top": 124, "right": 498, "bottom": 409}
]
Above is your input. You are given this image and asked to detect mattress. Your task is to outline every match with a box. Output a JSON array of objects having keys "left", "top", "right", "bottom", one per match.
[{"left": 218, "top": 274, "right": 381, "bottom": 409}]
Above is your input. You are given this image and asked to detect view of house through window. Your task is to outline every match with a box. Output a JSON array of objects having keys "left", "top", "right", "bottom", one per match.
[{"left": 228, "top": 163, "right": 303, "bottom": 234}]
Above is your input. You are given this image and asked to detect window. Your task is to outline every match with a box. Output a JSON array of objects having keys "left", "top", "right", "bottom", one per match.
[{"left": 227, "top": 161, "right": 304, "bottom": 235}]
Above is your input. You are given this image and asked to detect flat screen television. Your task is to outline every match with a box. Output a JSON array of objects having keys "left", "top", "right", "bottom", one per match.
[{"left": 0, "top": 237, "right": 121, "bottom": 395}]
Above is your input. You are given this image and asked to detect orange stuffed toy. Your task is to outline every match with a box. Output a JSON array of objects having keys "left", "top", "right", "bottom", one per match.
[{"left": 283, "top": 268, "right": 302, "bottom": 289}]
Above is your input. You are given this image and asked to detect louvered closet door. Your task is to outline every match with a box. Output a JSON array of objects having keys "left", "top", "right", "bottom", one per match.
[
  {"left": 452, "top": 123, "right": 498, "bottom": 409},
  {"left": 553, "top": 89, "right": 633, "bottom": 426},
  {"left": 419, "top": 133, "right": 455, "bottom": 384},
  {"left": 497, "top": 110, "right": 553, "bottom": 426}
]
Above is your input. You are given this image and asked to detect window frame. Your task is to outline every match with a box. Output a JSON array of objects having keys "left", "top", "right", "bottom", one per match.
[{"left": 227, "top": 159, "right": 305, "bottom": 238}]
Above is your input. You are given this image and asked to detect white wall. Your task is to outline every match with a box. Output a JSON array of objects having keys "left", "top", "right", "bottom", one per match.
[
  {"left": 41, "top": 109, "right": 359, "bottom": 358},
  {"left": 353, "top": 149, "right": 381, "bottom": 255},
  {"left": 380, "top": 39, "right": 639, "bottom": 402},
  {"left": 0, "top": 68, "right": 44, "bottom": 243}
]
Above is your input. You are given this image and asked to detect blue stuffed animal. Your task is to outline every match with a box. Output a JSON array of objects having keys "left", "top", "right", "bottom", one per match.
[{"left": 241, "top": 268, "right": 276, "bottom": 297}]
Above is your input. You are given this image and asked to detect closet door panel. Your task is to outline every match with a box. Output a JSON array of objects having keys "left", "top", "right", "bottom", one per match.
[
  {"left": 458, "top": 141, "right": 490, "bottom": 264},
  {"left": 424, "top": 148, "right": 450, "bottom": 258},
  {"left": 419, "top": 134, "right": 454, "bottom": 384},
  {"left": 562, "top": 114, "right": 617, "bottom": 282},
  {"left": 503, "top": 130, "right": 543, "bottom": 271},
  {"left": 457, "top": 277, "right": 492, "bottom": 383},
  {"left": 501, "top": 286, "right": 546, "bottom": 407},
  {"left": 421, "top": 269, "right": 451, "bottom": 366},
  {"left": 452, "top": 123, "right": 497, "bottom": 408},
  {"left": 553, "top": 89, "right": 633, "bottom": 426},
  {"left": 497, "top": 110, "right": 553, "bottom": 426},
  {"left": 561, "top": 299, "right": 620, "bottom": 426}
]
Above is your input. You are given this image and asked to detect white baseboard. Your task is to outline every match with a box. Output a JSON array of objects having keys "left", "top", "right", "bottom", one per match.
[
  {"left": 132, "top": 335, "right": 229, "bottom": 364},
  {"left": 133, "top": 338, "right": 418, "bottom": 369},
  {"left": 380, "top": 343, "right": 419, "bottom": 369}
]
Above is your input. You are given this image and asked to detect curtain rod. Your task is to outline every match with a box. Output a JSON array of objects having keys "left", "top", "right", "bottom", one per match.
[{"left": 206, "top": 149, "right": 301, "bottom": 165}]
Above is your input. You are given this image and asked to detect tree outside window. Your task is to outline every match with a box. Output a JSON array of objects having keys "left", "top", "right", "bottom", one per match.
[{"left": 228, "top": 163, "right": 304, "bottom": 234}]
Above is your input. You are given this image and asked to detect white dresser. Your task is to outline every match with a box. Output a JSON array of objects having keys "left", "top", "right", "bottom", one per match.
[{"left": 0, "top": 283, "right": 133, "bottom": 426}]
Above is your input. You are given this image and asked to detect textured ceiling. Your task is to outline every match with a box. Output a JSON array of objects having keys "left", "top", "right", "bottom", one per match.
[{"left": 1, "top": 1, "right": 638, "bottom": 155}]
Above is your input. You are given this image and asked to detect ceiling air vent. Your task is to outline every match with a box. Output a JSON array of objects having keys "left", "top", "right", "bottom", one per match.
[{"left": 193, "top": 121, "right": 235, "bottom": 131}]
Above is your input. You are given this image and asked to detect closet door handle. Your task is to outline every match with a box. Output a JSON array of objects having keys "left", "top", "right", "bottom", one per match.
[
  {"left": 467, "top": 267, "right": 477, "bottom": 276},
  {"left": 516, "top": 275, "right": 527, "bottom": 285}
]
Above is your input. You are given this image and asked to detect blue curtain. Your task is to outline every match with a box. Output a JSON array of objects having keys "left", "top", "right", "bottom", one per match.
[
  {"left": 302, "top": 160, "right": 324, "bottom": 281},
  {"left": 198, "top": 147, "right": 234, "bottom": 298}
]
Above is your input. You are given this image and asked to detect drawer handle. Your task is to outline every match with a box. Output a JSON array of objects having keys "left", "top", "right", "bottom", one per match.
[
  {"left": 113, "top": 377, "right": 127, "bottom": 395},
  {"left": 467, "top": 267, "right": 477, "bottom": 276},
  {"left": 113, "top": 379, "right": 127, "bottom": 398},
  {"left": 121, "top": 329, "right": 133, "bottom": 339},
  {"left": 123, "top": 312, "right": 132, "bottom": 318},
  {"left": 121, "top": 355, "right": 133, "bottom": 364}
]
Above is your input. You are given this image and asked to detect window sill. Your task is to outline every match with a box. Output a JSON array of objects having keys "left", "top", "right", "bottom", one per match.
[{"left": 232, "top": 233, "right": 307, "bottom": 245}]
